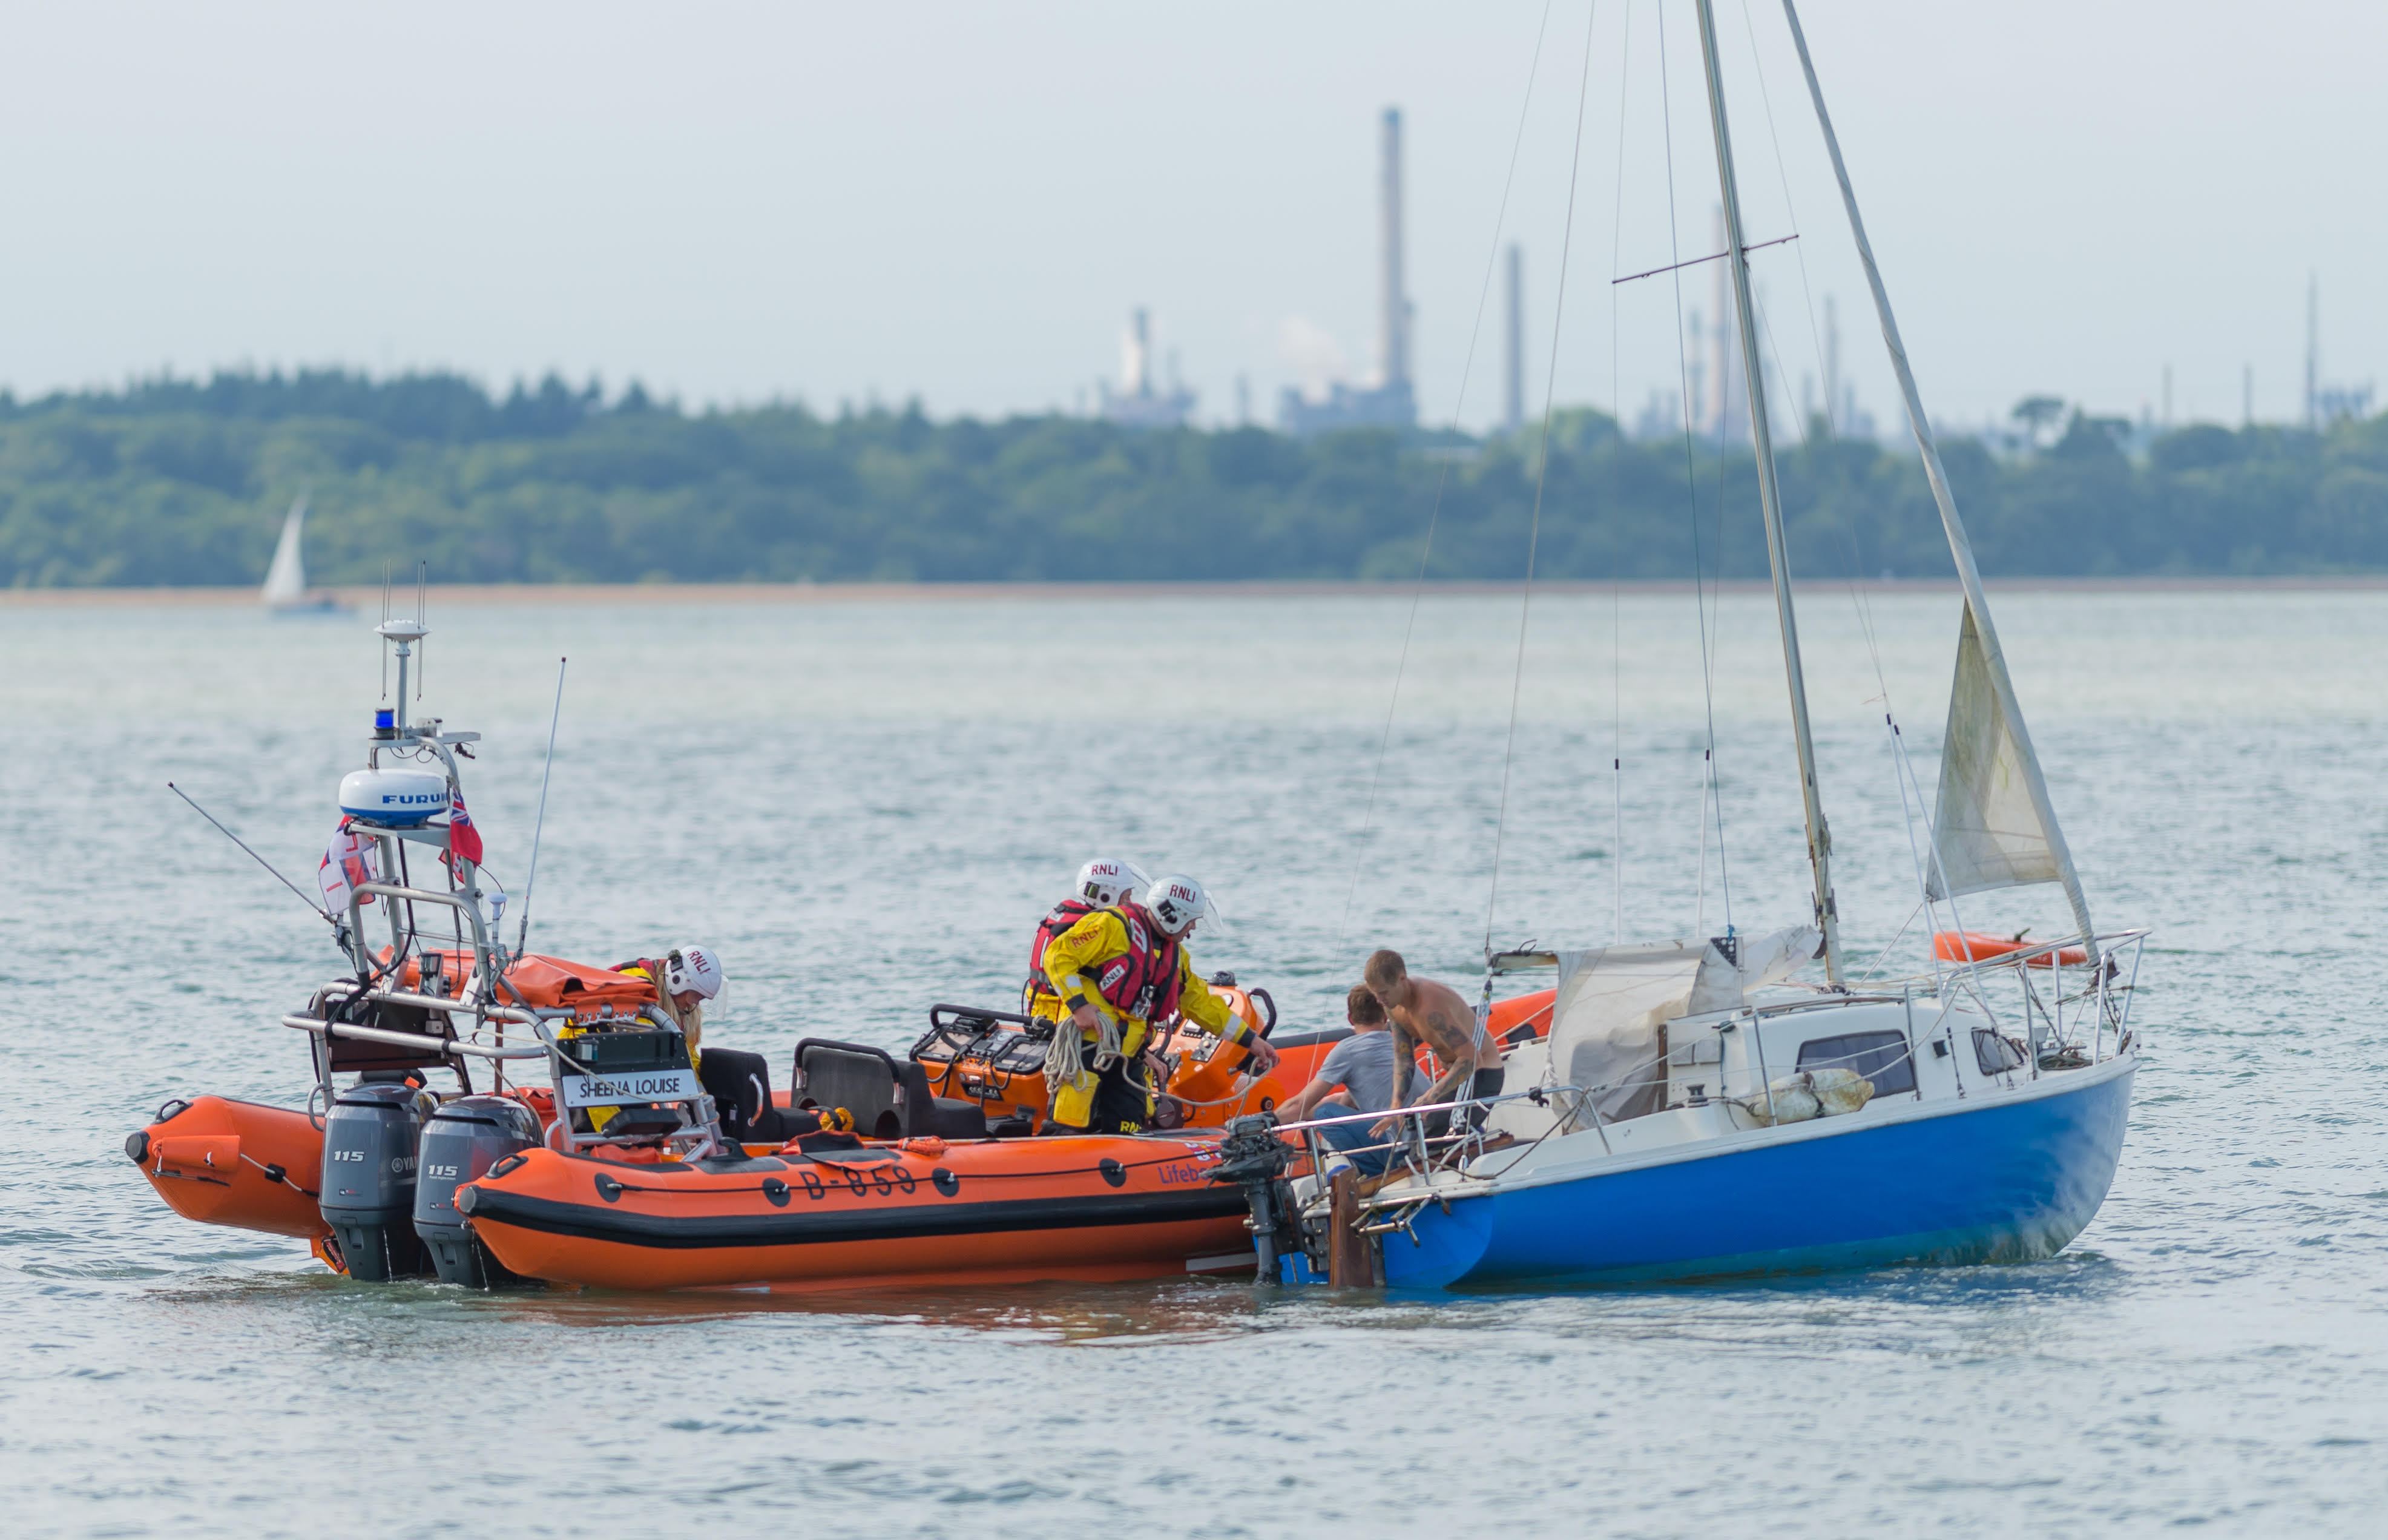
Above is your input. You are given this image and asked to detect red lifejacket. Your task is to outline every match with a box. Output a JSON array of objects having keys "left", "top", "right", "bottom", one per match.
[
  {"left": 1026, "top": 900, "right": 1097, "bottom": 995},
  {"left": 1085, "top": 906, "right": 1187, "bottom": 1024}
]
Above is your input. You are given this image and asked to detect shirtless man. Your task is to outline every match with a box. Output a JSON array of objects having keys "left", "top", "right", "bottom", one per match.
[{"left": 1364, "top": 949, "right": 1504, "bottom": 1141}]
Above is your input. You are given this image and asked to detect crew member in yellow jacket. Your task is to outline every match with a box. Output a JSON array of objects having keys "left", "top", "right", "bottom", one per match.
[
  {"left": 568, "top": 945, "right": 725, "bottom": 1137},
  {"left": 1036, "top": 874, "right": 1280, "bottom": 1132}
]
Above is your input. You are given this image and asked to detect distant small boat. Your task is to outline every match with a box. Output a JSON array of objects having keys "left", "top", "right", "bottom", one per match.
[{"left": 261, "top": 495, "right": 343, "bottom": 613}]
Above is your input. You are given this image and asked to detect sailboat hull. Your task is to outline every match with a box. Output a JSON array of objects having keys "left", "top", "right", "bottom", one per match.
[{"left": 1381, "top": 1055, "right": 2134, "bottom": 1289}]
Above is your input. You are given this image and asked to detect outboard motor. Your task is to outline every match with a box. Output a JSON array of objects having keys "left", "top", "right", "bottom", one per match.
[
  {"left": 1210, "top": 1113, "right": 1297, "bottom": 1280},
  {"left": 413, "top": 1096, "right": 542, "bottom": 1287},
  {"left": 319, "top": 1081, "right": 431, "bottom": 1280}
]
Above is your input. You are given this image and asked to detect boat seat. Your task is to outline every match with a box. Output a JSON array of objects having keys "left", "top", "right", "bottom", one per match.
[
  {"left": 792, "top": 1038, "right": 988, "bottom": 1141},
  {"left": 699, "top": 1047, "right": 818, "bottom": 1144}
]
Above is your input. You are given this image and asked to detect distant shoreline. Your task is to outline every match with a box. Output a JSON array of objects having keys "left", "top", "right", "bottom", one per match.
[{"left": 5, "top": 575, "right": 2387, "bottom": 607}]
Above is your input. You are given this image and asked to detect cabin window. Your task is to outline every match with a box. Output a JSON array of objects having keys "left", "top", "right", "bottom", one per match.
[
  {"left": 1795, "top": 1030, "right": 1916, "bottom": 1096},
  {"left": 1973, "top": 1029, "right": 2027, "bottom": 1076}
]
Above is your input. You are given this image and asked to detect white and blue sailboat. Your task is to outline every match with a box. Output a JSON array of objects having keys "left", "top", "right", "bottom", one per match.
[{"left": 1317, "top": 0, "right": 2145, "bottom": 1289}]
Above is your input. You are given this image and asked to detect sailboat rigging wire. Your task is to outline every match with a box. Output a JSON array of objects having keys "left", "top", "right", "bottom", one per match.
[
  {"left": 1485, "top": 0, "right": 1604, "bottom": 956},
  {"left": 1608, "top": 0, "right": 1634, "bottom": 945},
  {"left": 1781, "top": 0, "right": 2093, "bottom": 969},
  {"left": 165, "top": 783, "right": 337, "bottom": 926},
  {"left": 515, "top": 656, "right": 569, "bottom": 956},
  {"left": 1738, "top": 0, "right": 1838, "bottom": 447},
  {"left": 1854, "top": 899, "right": 1924, "bottom": 983},
  {"left": 1898, "top": 715, "right": 1976, "bottom": 986},
  {"left": 1612, "top": 232, "right": 1796, "bottom": 285},
  {"left": 1657, "top": 2, "right": 1734, "bottom": 936},
  {"left": 1880, "top": 710, "right": 1936, "bottom": 924},
  {"left": 1726, "top": 84, "right": 1948, "bottom": 977},
  {"left": 1338, "top": 0, "right": 1559, "bottom": 949}
]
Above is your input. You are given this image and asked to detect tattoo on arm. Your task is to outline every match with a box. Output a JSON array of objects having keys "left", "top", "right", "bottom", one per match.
[{"left": 1421, "top": 1009, "right": 1476, "bottom": 1065}]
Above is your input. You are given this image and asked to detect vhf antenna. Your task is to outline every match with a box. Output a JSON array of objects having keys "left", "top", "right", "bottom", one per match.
[
  {"left": 414, "top": 562, "right": 428, "bottom": 699},
  {"left": 166, "top": 782, "right": 337, "bottom": 929},
  {"left": 515, "top": 656, "right": 568, "bottom": 955}
]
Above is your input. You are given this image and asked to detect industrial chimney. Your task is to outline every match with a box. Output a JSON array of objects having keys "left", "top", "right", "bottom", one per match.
[
  {"left": 1503, "top": 243, "right": 1524, "bottom": 434},
  {"left": 1123, "top": 306, "right": 1154, "bottom": 399},
  {"left": 1380, "top": 108, "right": 1411, "bottom": 399},
  {"left": 1276, "top": 105, "right": 1421, "bottom": 435}
]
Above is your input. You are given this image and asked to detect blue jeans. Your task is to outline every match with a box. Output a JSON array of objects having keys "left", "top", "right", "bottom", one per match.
[{"left": 1317, "top": 1110, "right": 1397, "bottom": 1177}]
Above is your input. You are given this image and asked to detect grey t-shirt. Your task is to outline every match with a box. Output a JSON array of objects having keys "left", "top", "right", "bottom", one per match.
[{"left": 1317, "top": 1029, "right": 1397, "bottom": 1114}]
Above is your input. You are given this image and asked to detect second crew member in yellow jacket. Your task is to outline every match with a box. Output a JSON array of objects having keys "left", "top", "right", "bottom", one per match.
[{"left": 1037, "top": 873, "right": 1279, "bottom": 1132}]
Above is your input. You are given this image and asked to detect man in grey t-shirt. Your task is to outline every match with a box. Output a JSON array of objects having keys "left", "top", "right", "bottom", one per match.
[{"left": 1279, "top": 984, "right": 1401, "bottom": 1175}]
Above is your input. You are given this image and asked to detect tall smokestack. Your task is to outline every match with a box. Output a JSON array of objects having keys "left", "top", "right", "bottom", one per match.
[
  {"left": 2306, "top": 273, "right": 2319, "bottom": 431},
  {"left": 1380, "top": 107, "right": 1409, "bottom": 393},
  {"left": 1123, "top": 306, "right": 1153, "bottom": 398},
  {"left": 1708, "top": 205, "right": 1745, "bottom": 443},
  {"left": 1503, "top": 243, "right": 1524, "bottom": 433},
  {"left": 1823, "top": 293, "right": 1841, "bottom": 437}
]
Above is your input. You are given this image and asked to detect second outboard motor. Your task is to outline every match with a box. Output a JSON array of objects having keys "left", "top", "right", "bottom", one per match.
[
  {"left": 413, "top": 1096, "right": 541, "bottom": 1287},
  {"left": 319, "top": 1081, "right": 430, "bottom": 1280}
]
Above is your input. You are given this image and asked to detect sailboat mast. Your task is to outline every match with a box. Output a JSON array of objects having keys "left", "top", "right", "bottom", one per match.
[
  {"left": 1691, "top": 0, "right": 1843, "bottom": 983},
  {"left": 1778, "top": 0, "right": 2098, "bottom": 964}
]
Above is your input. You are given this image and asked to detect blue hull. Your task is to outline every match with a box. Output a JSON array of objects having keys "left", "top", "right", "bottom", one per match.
[{"left": 1382, "top": 1059, "right": 2134, "bottom": 1289}]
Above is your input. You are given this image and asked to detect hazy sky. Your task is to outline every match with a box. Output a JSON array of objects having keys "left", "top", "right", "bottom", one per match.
[{"left": 0, "top": 1, "right": 2378, "bottom": 435}]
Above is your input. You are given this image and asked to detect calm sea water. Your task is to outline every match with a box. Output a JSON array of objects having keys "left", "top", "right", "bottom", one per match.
[{"left": 5, "top": 586, "right": 2386, "bottom": 1537}]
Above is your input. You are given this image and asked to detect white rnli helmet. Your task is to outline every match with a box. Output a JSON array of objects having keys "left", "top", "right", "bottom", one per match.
[
  {"left": 1075, "top": 857, "right": 1148, "bottom": 908},
  {"left": 664, "top": 945, "right": 725, "bottom": 1001},
  {"left": 1143, "top": 874, "right": 1215, "bottom": 938}
]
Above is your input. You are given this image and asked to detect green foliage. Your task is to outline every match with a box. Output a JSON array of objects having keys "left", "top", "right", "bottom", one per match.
[{"left": 4, "top": 368, "right": 2387, "bottom": 586}]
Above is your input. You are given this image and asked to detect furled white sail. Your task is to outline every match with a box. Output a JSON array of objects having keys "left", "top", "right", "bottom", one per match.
[
  {"left": 1926, "top": 608, "right": 2061, "bottom": 900},
  {"left": 261, "top": 496, "right": 308, "bottom": 607},
  {"left": 1546, "top": 925, "right": 1821, "bottom": 1130}
]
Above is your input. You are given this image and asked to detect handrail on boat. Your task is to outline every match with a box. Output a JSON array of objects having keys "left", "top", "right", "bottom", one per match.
[
  {"left": 280, "top": 1013, "right": 547, "bottom": 1061},
  {"left": 1906, "top": 927, "right": 2151, "bottom": 988}
]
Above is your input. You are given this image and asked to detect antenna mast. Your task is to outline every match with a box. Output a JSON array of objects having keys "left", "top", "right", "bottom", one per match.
[{"left": 1691, "top": 0, "right": 1842, "bottom": 982}]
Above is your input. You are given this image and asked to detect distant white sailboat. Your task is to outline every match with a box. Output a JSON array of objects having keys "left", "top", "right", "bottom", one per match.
[{"left": 261, "top": 496, "right": 343, "bottom": 613}]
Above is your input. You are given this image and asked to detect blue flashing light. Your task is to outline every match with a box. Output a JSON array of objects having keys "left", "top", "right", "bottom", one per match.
[{"left": 374, "top": 708, "right": 395, "bottom": 731}]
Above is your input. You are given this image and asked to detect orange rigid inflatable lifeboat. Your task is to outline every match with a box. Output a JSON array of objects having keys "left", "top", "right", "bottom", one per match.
[
  {"left": 147, "top": 618, "right": 1589, "bottom": 1294},
  {"left": 456, "top": 1133, "right": 1257, "bottom": 1292}
]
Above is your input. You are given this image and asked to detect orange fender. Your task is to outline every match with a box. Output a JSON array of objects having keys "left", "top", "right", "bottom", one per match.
[{"left": 1932, "top": 931, "right": 2088, "bottom": 968}]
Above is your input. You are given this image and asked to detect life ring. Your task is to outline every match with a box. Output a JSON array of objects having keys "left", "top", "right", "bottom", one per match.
[{"left": 1932, "top": 931, "right": 2088, "bottom": 968}]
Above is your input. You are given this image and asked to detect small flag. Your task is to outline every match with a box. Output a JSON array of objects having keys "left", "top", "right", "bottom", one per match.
[
  {"left": 319, "top": 818, "right": 378, "bottom": 915},
  {"left": 446, "top": 791, "right": 485, "bottom": 870}
]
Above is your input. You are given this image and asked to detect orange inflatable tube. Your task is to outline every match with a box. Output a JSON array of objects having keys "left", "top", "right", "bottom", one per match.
[
  {"left": 457, "top": 1133, "right": 1261, "bottom": 1292},
  {"left": 1489, "top": 988, "right": 1556, "bottom": 1039},
  {"left": 1932, "top": 931, "right": 2089, "bottom": 969},
  {"left": 127, "top": 1096, "right": 329, "bottom": 1242}
]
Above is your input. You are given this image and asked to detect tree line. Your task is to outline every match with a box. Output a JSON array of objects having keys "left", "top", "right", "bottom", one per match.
[{"left": 4, "top": 367, "right": 2386, "bottom": 587}]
